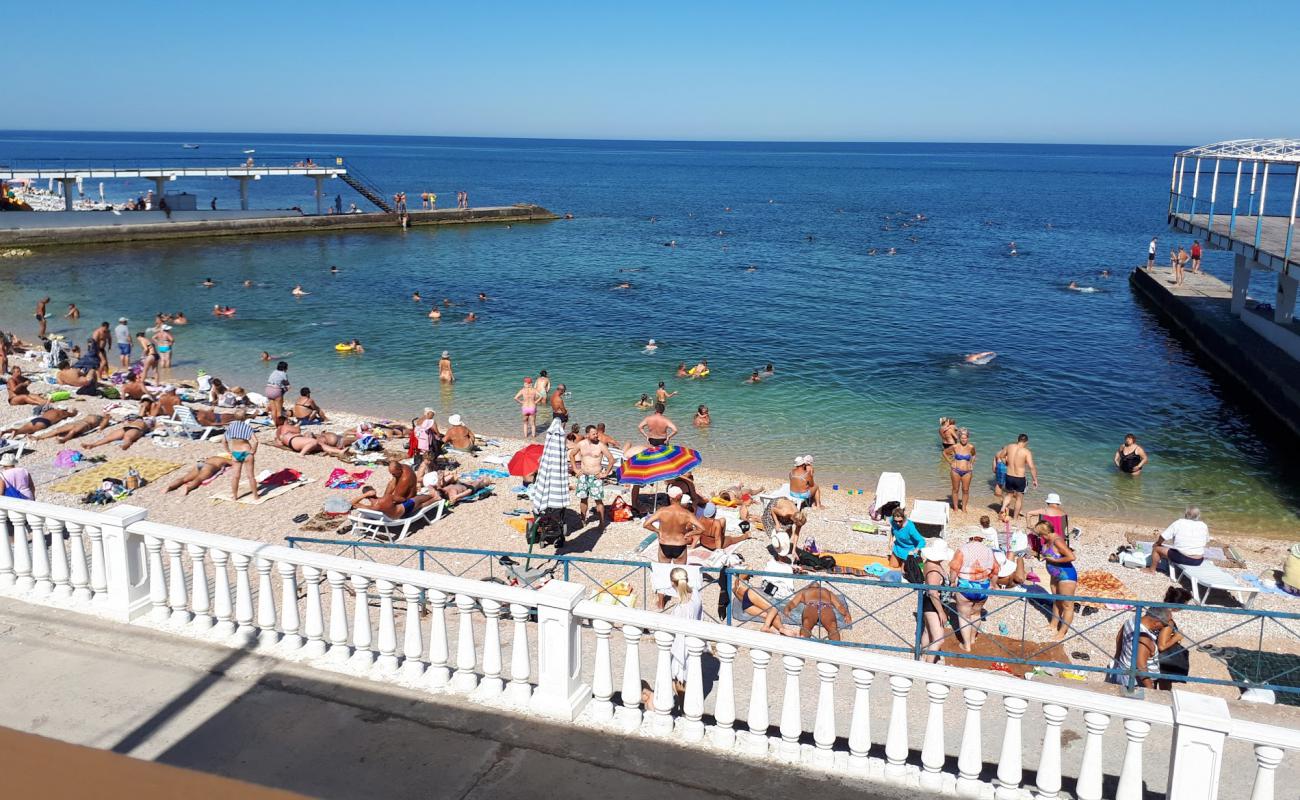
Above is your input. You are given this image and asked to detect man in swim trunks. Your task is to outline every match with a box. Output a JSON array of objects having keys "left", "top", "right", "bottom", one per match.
[
  {"left": 548, "top": 383, "right": 569, "bottom": 426},
  {"left": 6, "top": 367, "right": 45, "bottom": 407},
  {"left": 1, "top": 407, "right": 78, "bottom": 438},
  {"left": 655, "top": 381, "right": 676, "bottom": 405},
  {"left": 381, "top": 459, "right": 418, "bottom": 506},
  {"left": 166, "top": 455, "right": 233, "bottom": 495},
  {"left": 789, "top": 455, "right": 823, "bottom": 508},
  {"left": 572, "top": 425, "right": 614, "bottom": 526},
  {"left": 782, "top": 582, "right": 852, "bottom": 641},
  {"left": 642, "top": 486, "right": 706, "bottom": 609},
  {"left": 36, "top": 411, "right": 111, "bottom": 443},
  {"left": 191, "top": 408, "right": 252, "bottom": 428},
  {"left": 997, "top": 433, "right": 1037, "bottom": 519},
  {"left": 114, "top": 317, "right": 132, "bottom": 368},
  {"left": 352, "top": 485, "right": 439, "bottom": 519},
  {"left": 637, "top": 402, "right": 677, "bottom": 447}
]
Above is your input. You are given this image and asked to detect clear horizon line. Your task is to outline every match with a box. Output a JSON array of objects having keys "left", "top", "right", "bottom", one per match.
[{"left": 0, "top": 128, "right": 1189, "bottom": 149}]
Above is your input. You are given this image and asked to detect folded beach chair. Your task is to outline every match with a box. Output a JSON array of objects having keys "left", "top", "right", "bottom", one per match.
[
  {"left": 349, "top": 499, "right": 447, "bottom": 542},
  {"left": 0, "top": 439, "right": 28, "bottom": 461},
  {"left": 158, "top": 406, "right": 224, "bottom": 441},
  {"left": 1166, "top": 559, "right": 1262, "bottom": 607},
  {"left": 910, "top": 499, "right": 949, "bottom": 538}
]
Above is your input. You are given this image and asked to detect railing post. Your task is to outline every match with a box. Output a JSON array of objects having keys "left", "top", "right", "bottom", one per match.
[
  {"left": 1167, "top": 691, "right": 1231, "bottom": 800},
  {"left": 476, "top": 597, "right": 504, "bottom": 697},
  {"left": 616, "top": 624, "right": 643, "bottom": 731},
  {"left": 1036, "top": 703, "right": 1067, "bottom": 799},
  {"left": 529, "top": 580, "right": 589, "bottom": 721},
  {"left": 590, "top": 619, "right": 615, "bottom": 721},
  {"left": 712, "top": 642, "right": 737, "bottom": 749},
  {"left": 424, "top": 588, "right": 450, "bottom": 688},
  {"left": 506, "top": 602, "right": 532, "bottom": 706},
  {"left": 97, "top": 505, "right": 149, "bottom": 622},
  {"left": 920, "top": 681, "right": 949, "bottom": 790},
  {"left": 812, "top": 661, "right": 838, "bottom": 767},
  {"left": 649, "top": 630, "right": 675, "bottom": 736},
  {"left": 1077, "top": 711, "right": 1110, "bottom": 800},
  {"left": 1250, "top": 745, "right": 1283, "bottom": 800},
  {"left": 744, "top": 649, "right": 771, "bottom": 756},
  {"left": 885, "top": 674, "right": 912, "bottom": 780},
  {"left": 681, "top": 636, "right": 706, "bottom": 742},
  {"left": 996, "top": 696, "right": 1027, "bottom": 798},
  {"left": 26, "top": 513, "right": 51, "bottom": 595},
  {"left": 0, "top": 510, "right": 16, "bottom": 588},
  {"left": 1117, "top": 718, "right": 1151, "bottom": 800},
  {"left": 778, "top": 654, "right": 804, "bottom": 760},
  {"left": 400, "top": 583, "right": 426, "bottom": 683},
  {"left": 957, "top": 688, "right": 986, "bottom": 796},
  {"left": 848, "top": 668, "right": 874, "bottom": 772}
]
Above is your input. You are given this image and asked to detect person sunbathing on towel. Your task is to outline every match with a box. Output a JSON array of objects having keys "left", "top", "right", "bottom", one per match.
[
  {"left": 6, "top": 367, "right": 45, "bottom": 407},
  {"left": 84, "top": 417, "right": 155, "bottom": 451},
  {"left": 56, "top": 366, "right": 97, "bottom": 388},
  {"left": 731, "top": 569, "right": 792, "bottom": 635},
  {"left": 166, "top": 455, "right": 233, "bottom": 495},
  {"left": 120, "top": 373, "right": 148, "bottom": 400},
  {"left": 352, "top": 485, "right": 438, "bottom": 518},
  {"left": 2, "top": 407, "right": 78, "bottom": 437},
  {"left": 275, "top": 417, "right": 325, "bottom": 455},
  {"left": 35, "top": 412, "right": 112, "bottom": 443},
  {"left": 312, "top": 430, "right": 356, "bottom": 456},
  {"left": 423, "top": 470, "right": 491, "bottom": 504},
  {"left": 782, "top": 582, "right": 851, "bottom": 641}
]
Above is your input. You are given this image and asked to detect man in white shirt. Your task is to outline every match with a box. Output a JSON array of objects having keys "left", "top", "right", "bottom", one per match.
[
  {"left": 1147, "top": 236, "right": 1158, "bottom": 269},
  {"left": 1148, "top": 505, "right": 1208, "bottom": 572}
]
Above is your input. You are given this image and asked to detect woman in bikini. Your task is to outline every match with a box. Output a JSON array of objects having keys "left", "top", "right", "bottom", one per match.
[
  {"left": 136, "top": 333, "right": 160, "bottom": 385},
  {"left": 782, "top": 582, "right": 851, "bottom": 641},
  {"left": 275, "top": 418, "right": 324, "bottom": 455},
  {"left": 938, "top": 417, "right": 958, "bottom": 456},
  {"left": 166, "top": 455, "right": 233, "bottom": 495},
  {"left": 731, "top": 570, "right": 790, "bottom": 635},
  {"left": 918, "top": 539, "right": 952, "bottom": 663},
  {"left": 3, "top": 406, "right": 78, "bottom": 437},
  {"left": 85, "top": 416, "right": 155, "bottom": 451},
  {"left": 35, "top": 412, "right": 111, "bottom": 443},
  {"left": 224, "top": 420, "right": 259, "bottom": 501},
  {"left": 513, "top": 377, "right": 542, "bottom": 439},
  {"left": 948, "top": 428, "right": 976, "bottom": 512}
]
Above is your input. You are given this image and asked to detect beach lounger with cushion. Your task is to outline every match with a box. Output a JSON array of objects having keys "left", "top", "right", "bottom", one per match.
[
  {"left": 157, "top": 406, "right": 224, "bottom": 441},
  {"left": 0, "top": 439, "right": 28, "bottom": 461},
  {"left": 910, "top": 499, "right": 949, "bottom": 537},
  {"left": 349, "top": 499, "right": 446, "bottom": 542},
  {"left": 1166, "top": 559, "right": 1262, "bottom": 607}
]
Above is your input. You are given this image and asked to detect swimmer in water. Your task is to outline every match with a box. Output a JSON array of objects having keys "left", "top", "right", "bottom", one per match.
[
  {"left": 867, "top": 248, "right": 878, "bottom": 256},
  {"left": 644, "top": 339, "right": 658, "bottom": 352},
  {"left": 1099, "top": 269, "right": 1111, "bottom": 278},
  {"left": 613, "top": 282, "right": 631, "bottom": 290},
  {"left": 635, "top": 393, "right": 652, "bottom": 410},
  {"left": 428, "top": 308, "right": 441, "bottom": 320},
  {"left": 464, "top": 312, "right": 477, "bottom": 323},
  {"left": 745, "top": 370, "right": 762, "bottom": 384},
  {"left": 675, "top": 362, "right": 689, "bottom": 378},
  {"left": 760, "top": 363, "right": 775, "bottom": 376},
  {"left": 478, "top": 292, "right": 488, "bottom": 301},
  {"left": 1068, "top": 282, "right": 1099, "bottom": 293},
  {"left": 330, "top": 265, "right": 339, "bottom": 274},
  {"left": 347, "top": 339, "right": 364, "bottom": 353},
  {"left": 745, "top": 265, "right": 757, "bottom": 272},
  {"left": 412, "top": 291, "right": 422, "bottom": 302},
  {"left": 243, "top": 279, "right": 254, "bottom": 288},
  {"left": 964, "top": 351, "right": 998, "bottom": 365},
  {"left": 887, "top": 247, "right": 897, "bottom": 256},
  {"left": 292, "top": 285, "right": 309, "bottom": 296},
  {"left": 202, "top": 277, "right": 215, "bottom": 287},
  {"left": 443, "top": 298, "right": 454, "bottom": 307}
]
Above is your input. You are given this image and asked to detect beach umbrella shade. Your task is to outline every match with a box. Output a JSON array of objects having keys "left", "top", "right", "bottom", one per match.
[
  {"left": 507, "top": 443, "right": 544, "bottom": 477},
  {"left": 527, "top": 418, "right": 570, "bottom": 513},
  {"left": 618, "top": 444, "right": 703, "bottom": 486}
]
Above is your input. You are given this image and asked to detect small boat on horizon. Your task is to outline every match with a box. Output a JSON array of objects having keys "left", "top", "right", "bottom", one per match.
[
  {"left": 243, "top": 149, "right": 255, "bottom": 154},
  {"left": 181, "top": 144, "right": 200, "bottom": 149}
]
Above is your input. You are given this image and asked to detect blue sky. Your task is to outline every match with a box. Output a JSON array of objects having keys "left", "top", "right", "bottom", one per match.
[{"left": 9, "top": 1, "right": 1298, "bottom": 143}]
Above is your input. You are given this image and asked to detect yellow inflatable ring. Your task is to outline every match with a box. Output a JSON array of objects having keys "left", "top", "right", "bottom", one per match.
[{"left": 335, "top": 343, "right": 354, "bottom": 352}]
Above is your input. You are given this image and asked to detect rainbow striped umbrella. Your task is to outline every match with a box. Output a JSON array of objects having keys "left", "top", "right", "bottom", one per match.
[{"left": 618, "top": 444, "right": 702, "bottom": 485}]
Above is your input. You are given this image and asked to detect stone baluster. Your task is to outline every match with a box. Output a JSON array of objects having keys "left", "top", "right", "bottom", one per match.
[
  {"left": 400, "top": 583, "right": 425, "bottom": 682},
  {"left": 48, "top": 520, "right": 70, "bottom": 597},
  {"left": 1250, "top": 745, "right": 1283, "bottom": 800},
  {"left": 996, "top": 696, "right": 1028, "bottom": 798},
  {"left": 350, "top": 574, "right": 373, "bottom": 666},
  {"left": 680, "top": 636, "right": 706, "bottom": 742},
  {"left": 589, "top": 619, "right": 614, "bottom": 721},
  {"left": 848, "top": 668, "right": 874, "bottom": 772},
  {"left": 85, "top": 523, "right": 108, "bottom": 603},
  {"left": 9, "top": 510, "right": 32, "bottom": 591},
  {"left": 616, "top": 624, "right": 643, "bottom": 730},
  {"left": 920, "top": 682, "right": 950, "bottom": 790},
  {"left": 1115, "top": 718, "right": 1151, "bottom": 800},
  {"left": 26, "top": 513, "right": 51, "bottom": 595},
  {"left": 744, "top": 649, "right": 771, "bottom": 755},
  {"left": 424, "top": 589, "right": 450, "bottom": 688},
  {"left": 326, "top": 571, "right": 351, "bottom": 661},
  {"left": 255, "top": 557, "right": 279, "bottom": 647},
  {"left": 374, "top": 579, "right": 399, "bottom": 674},
  {"left": 232, "top": 554, "right": 255, "bottom": 645},
  {"left": 777, "top": 655, "right": 804, "bottom": 760},
  {"left": 477, "top": 598, "right": 503, "bottom": 697},
  {"left": 144, "top": 536, "right": 168, "bottom": 621},
  {"left": 1035, "top": 704, "right": 1067, "bottom": 799},
  {"left": 188, "top": 544, "right": 212, "bottom": 630},
  {"left": 1076, "top": 711, "right": 1110, "bottom": 800},
  {"left": 165, "top": 540, "right": 190, "bottom": 624},
  {"left": 711, "top": 642, "right": 737, "bottom": 749},
  {"left": 451, "top": 593, "right": 478, "bottom": 691},
  {"left": 0, "top": 511, "right": 15, "bottom": 588},
  {"left": 885, "top": 675, "right": 913, "bottom": 779},
  {"left": 277, "top": 561, "right": 302, "bottom": 650},
  {"left": 68, "top": 522, "right": 91, "bottom": 602},
  {"left": 812, "top": 662, "right": 839, "bottom": 767},
  {"left": 649, "top": 630, "right": 675, "bottom": 735},
  {"left": 957, "top": 688, "right": 987, "bottom": 796},
  {"left": 301, "top": 566, "right": 326, "bottom": 657},
  {"left": 209, "top": 548, "right": 234, "bottom": 638},
  {"left": 506, "top": 603, "right": 532, "bottom": 706}
]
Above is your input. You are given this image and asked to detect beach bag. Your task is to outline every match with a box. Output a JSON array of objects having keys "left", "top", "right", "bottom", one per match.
[
  {"left": 903, "top": 553, "right": 926, "bottom": 585},
  {"left": 609, "top": 496, "right": 633, "bottom": 523},
  {"left": 98, "top": 385, "right": 120, "bottom": 399},
  {"left": 796, "top": 548, "right": 835, "bottom": 571},
  {"left": 48, "top": 390, "right": 71, "bottom": 402}
]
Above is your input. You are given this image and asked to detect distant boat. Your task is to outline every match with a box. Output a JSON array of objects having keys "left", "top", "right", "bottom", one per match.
[
  {"left": 181, "top": 144, "right": 200, "bottom": 149},
  {"left": 243, "top": 149, "right": 256, "bottom": 154}
]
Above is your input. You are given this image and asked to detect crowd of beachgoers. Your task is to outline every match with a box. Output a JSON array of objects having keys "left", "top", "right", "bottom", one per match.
[{"left": 1, "top": 289, "right": 1298, "bottom": 704}]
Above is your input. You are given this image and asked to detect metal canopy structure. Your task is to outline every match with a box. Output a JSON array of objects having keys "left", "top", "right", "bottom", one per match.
[{"left": 1176, "top": 138, "right": 1300, "bottom": 164}]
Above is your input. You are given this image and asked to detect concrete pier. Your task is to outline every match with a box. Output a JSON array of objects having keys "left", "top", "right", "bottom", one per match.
[
  {"left": 1129, "top": 266, "right": 1300, "bottom": 440},
  {"left": 0, "top": 205, "right": 559, "bottom": 247}
]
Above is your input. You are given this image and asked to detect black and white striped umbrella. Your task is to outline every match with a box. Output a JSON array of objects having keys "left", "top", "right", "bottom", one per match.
[{"left": 528, "top": 418, "right": 570, "bottom": 514}]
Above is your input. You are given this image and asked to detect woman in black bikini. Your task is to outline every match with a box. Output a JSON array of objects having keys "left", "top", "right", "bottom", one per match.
[
  {"left": 949, "top": 428, "right": 976, "bottom": 512},
  {"left": 85, "top": 417, "right": 155, "bottom": 451},
  {"left": 1114, "top": 434, "right": 1148, "bottom": 475},
  {"left": 918, "top": 539, "right": 952, "bottom": 663},
  {"left": 731, "top": 571, "right": 789, "bottom": 635}
]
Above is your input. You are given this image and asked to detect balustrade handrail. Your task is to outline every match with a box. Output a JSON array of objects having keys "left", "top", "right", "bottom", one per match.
[
  {"left": 0, "top": 497, "right": 134, "bottom": 528},
  {"left": 572, "top": 598, "right": 1179, "bottom": 727},
  {"left": 1229, "top": 718, "right": 1300, "bottom": 750}
]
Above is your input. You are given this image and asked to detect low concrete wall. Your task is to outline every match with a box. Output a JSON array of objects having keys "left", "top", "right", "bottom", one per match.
[
  {"left": 0, "top": 205, "right": 558, "bottom": 247},
  {"left": 1130, "top": 267, "right": 1300, "bottom": 441}
]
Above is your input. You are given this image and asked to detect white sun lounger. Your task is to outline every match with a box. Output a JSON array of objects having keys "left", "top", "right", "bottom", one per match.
[
  {"left": 0, "top": 439, "right": 27, "bottom": 460},
  {"left": 157, "top": 406, "right": 224, "bottom": 441},
  {"left": 1166, "top": 559, "right": 1262, "bottom": 607},
  {"left": 349, "top": 499, "right": 447, "bottom": 542},
  {"left": 910, "top": 499, "right": 950, "bottom": 537}
]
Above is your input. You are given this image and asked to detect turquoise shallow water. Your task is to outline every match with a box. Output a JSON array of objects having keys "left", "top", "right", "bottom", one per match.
[{"left": 1, "top": 132, "right": 1298, "bottom": 535}]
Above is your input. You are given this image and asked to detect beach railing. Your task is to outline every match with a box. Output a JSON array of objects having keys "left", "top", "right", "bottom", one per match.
[
  {"left": 3, "top": 497, "right": 1298, "bottom": 800},
  {"left": 287, "top": 535, "right": 1300, "bottom": 699}
]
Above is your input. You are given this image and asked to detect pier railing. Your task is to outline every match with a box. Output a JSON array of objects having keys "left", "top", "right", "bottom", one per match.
[
  {"left": 4, "top": 497, "right": 1297, "bottom": 800},
  {"left": 286, "top": 535, "right": 1300, "bottom": 699}
]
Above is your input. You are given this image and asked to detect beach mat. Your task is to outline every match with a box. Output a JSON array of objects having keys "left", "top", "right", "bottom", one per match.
[
  {"left": 211, "top": 477, "right": 312, "bottom": 506},
  {"left": 1075, "top": 570, "right": 1138, "bottom": 609},
  {"left": 47, "top": 457, "right": 182, "bottom": 495},
  {"left": 300, "top": 511, "right": 349, "bottom": 533}
]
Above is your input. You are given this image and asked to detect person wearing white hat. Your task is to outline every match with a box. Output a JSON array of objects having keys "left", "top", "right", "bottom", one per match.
[
  {"left": 949, "top": 529, "right": 996, "bottom": 651},
  {"left": 644, "top": 339, "right": 657, "bottom": 352},
  {"left": 0, "top": 452, "right": 35, "bottom": 500},
  {"left": 152, "top": 323, "right": 175, "bottom": 370},
  {"left": 113, "top": 317, "right": 132, "bottom": 367},
  {"left": 1025, "top": 492, "right": 1068, "bottom": 539},
  {"left": 789, "top": 454, "right": 821, "bottom": 508},
  {"left": 918, "top": 538, "right": 953, "bottom": 663},
  {"left": 438, "top": 351, "right": 454, "bottom": 383},
  {"left": 443, "top": 414, "right": 474, "bottom": 450}
]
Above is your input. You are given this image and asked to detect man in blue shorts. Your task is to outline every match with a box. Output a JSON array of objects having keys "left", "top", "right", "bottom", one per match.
[{"left": 114, "top": 317, "right": 132, "bottom": 368}]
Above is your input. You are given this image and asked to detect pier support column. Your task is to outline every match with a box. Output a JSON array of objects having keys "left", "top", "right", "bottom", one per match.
[
  {"left": 151, "top": 176, "right": 168, "bottom": 202},
  {"left": 314, "top": 175, "right": 324, "bottom": 216},
  {"left": 1230, "top": 253, "right": 1251, "bottom": 316},
  {"left": 236, "top": 177, "right": 250, "bottom": 211},
  {"left": 1276, "top": 272, "right": 1298, "bottom": 325},
  {"left": 57, "top": 178, "right": 76, "bottom": 210}
]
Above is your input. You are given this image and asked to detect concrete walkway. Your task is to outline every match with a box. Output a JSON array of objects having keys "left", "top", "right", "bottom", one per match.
[{"left": 0, "top": 598, "right": 912, "bottom": 800}]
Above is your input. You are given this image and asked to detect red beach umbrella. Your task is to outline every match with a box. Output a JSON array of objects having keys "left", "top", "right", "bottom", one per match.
[{"left": 507, "top": 443, "right": 544, "bottom": 477}]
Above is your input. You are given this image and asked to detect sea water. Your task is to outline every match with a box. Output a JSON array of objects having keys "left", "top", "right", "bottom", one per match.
[{"left": 1, "top": 132, "right": 1297, "bottom": 535}]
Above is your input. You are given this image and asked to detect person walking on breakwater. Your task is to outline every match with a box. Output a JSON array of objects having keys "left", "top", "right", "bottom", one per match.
[
  {"left": 513, "top": 377, "right": 543, "bottom": 439},
  {"left": 997, "top": 433, "right": 1037, "bottom": 519}
]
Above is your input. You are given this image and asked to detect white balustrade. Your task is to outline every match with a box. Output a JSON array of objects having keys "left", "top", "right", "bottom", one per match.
[
  {"left": 680, "top": 636, "right": 705, "bottom": 742},
  {"left": 996, "top": 696, "right": 1027, "bottom": 798},
  {"left": 67, "top": 522, "right": 90, "bottom": 601},
  {"left": 86, "top": 523, "right": 107, "bottom": 601},
  {"left": 745, "top": 648, "right": 771, "bottom": 756},
  {"left": 278, "top": 561, "right": 301, "bottom": 650},
  {"left": 1077, "top": 711, "right": 1110, "bottom": 800},
  {"left": 0, "top": 511, "right": 16, "bottom": 588},
  {"left": 350, "top": 574, "right": 373, "bottom": 666},
  {"left": 452, "top": 593, "right": 478, "bottom": 691},
  {"left": 48, "top": 519, "right": 70, "bottom": 597},
  {"left": 649, "top": 629, "right": 674, "bottom": 736},
  {"left": 615, "top": 624, "right": 642, "bottom": 730},
  {"left": 885, "top": 674, "right": 912, "bottom": 780},
  {"left": 145, "top": 536, "right": 168, "bottom": 622},
  {"left": 165, "top": 540, "right": 189, "bottom": 624},
  {"left": 506, "top": 603, "right": 531, "bottom": 706},
  {"left": 187, "top": 544, "right": 212, "bottom": 630},
  {"left": 301, "top": 566, "right": 326, "bottom": 657},
  {"left": 211, "top": 548, "right": 234, "bottom": 638},
  {"left": 1116, "top": 718, "right": 1150, "bottom": 800},
  {"left": 589, "top": 619, "right": 614, "bottom": 721},
  {"left": 778, "top": 654, "right": 804, "bottom": 760},
  {"left": 27, "top": 513, "right": 51, "bottom": 595},
  {"left": 399, "top": 583, "right": 425, "bottom": 682},
  {"left": 12, "top": 511, "right": 33, "bottom": 591},
  {"left": 1036, "top": 703, "right": 1067, "bottom": 799},
  {"left": 374, "top": 579, "right": 399, "bottom": 674},
  {"left": 847, "top": 667, "right": 874, "bottom": 772},
  {"left": 811, "top": 662, "right": 838, "bottom": 767},
  {"left": 1251, "top": 744, "right": 1283, "bottom": 800},
  {"left": 476, "top": 598, "right": 503, "bottom": 698},
  {"left": 711, "top": 642, "right": 737, "bottom": 749},
  {"left": 921, "top": 682, "right": 949, "bottom": 790},
  {"left": 957, "top": 688, "right": 986, "bottom": 796},
  {"left": 424, "top": 589, "right": 450, "bottom": 688},
  {"left": 255, "top": 557, "right": 278, "bottom": 648},
  {"left": 326, "top": 570, "right": 351, "bottom": 662},
  {"left": 232, "top": 553, "right": 255, "bottom": 644}
]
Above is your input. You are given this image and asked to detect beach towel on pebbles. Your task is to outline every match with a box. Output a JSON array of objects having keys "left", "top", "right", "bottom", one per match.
[
  {"left": 211, "top": 469, "right": 312, "bottom": 505},
  {"left": 48, "top": 457, "right": 183, "bottom": 495}
]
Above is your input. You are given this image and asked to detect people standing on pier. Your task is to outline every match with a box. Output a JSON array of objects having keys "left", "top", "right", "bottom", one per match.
[
  {"left": 997, "top": 433, "right": 1037, "bottom": 519},
  {"left": 1147, "top": 236, "right": 1157, "bottom": 269},
  {"left": 1190, "top": 240, "right": 1202, "bottom": 274},
  {"left": 1173, "top": 246, "right": 1190, "bottom": 286}
]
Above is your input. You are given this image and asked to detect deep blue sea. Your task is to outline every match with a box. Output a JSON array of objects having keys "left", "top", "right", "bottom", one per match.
[{"left": 2, "top": 131, "right": 1297, "bottom": 534}]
